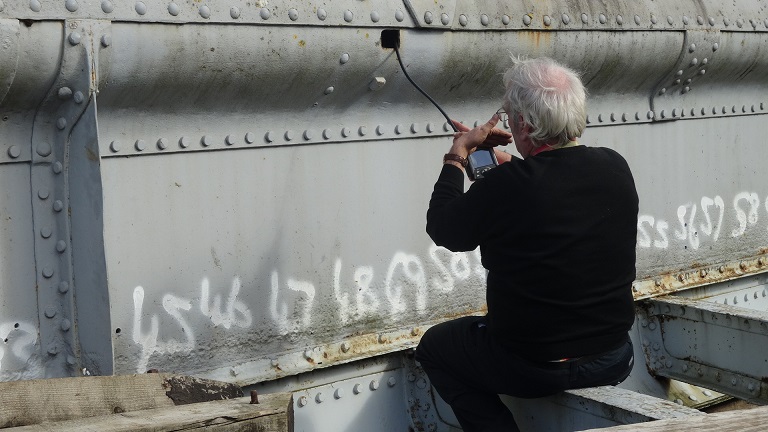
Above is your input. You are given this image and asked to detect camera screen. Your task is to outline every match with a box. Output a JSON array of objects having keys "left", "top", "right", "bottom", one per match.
[{"left": 470, "top": 149, "right": 494, "bottom": 166}]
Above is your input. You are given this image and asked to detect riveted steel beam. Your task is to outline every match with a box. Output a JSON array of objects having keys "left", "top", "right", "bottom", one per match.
[{"left": 638, "top": 293, "right": 768, "bottom": 403}]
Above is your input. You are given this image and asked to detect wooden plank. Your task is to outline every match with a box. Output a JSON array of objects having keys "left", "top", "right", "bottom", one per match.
[
  {"left": 582, "top": 404, "right": 768, "bottom": 431},
  {"left": 0, "top": 374, "right": 242, "bottom": 428},
  {"left": 4, "top": 393, "right": 293, "bottom": 432}
]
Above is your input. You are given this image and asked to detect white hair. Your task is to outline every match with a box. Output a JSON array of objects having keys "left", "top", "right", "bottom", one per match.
[{"left": 502, "top": 57, "right": 587, "bottom": 147}]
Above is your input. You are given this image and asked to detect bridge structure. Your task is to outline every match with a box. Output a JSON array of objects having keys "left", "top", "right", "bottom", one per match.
[{"left": 1, "top": 1, "right": 768, "bottom": 430}]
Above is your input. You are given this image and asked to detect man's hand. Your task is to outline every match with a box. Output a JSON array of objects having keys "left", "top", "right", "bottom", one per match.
[{"left": 449, "top": 115, "right": 513, "bottom": 158}]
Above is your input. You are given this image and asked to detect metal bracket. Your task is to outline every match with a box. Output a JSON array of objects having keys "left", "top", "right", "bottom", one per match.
[{"left": 638, "top": 294, "right": 768, "bottom": 403}]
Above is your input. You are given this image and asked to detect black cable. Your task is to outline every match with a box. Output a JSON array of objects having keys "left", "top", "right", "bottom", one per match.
[{"left": 393, "top": 43, "right": 458, "bottom": 133}]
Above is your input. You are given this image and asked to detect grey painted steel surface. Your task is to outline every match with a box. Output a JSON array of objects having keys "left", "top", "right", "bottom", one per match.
[{"left": 1, "top": 0, "right": 768, "bottom": 430}]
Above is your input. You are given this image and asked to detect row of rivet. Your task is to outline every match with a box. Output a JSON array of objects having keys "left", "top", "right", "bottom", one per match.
[
  {"left": 15, "top": 2, "right": 768, "bottom": 29},
  {"left": 106, "top": 122, "right": 459, "bottom": 154},
  {"left": 586, "top": 103, "right": 766, "bottom": 125},
  {"left": 296, "top": 376, "right": 398, "bottom": 407}
]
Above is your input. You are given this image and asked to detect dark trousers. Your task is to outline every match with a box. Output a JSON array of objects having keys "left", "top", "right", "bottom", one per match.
[{"left": 414, "top": 316, "right": 634, "bottom": 432}]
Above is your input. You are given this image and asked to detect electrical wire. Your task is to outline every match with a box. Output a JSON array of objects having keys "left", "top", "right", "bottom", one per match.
[{"left": 393, "top": 43, "right": 458, "bottom": 133}]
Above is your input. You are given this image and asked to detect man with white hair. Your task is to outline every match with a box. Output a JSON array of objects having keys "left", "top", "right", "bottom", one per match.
[{"left": 417, "top": 57, "right": 638, "bottom": 431}]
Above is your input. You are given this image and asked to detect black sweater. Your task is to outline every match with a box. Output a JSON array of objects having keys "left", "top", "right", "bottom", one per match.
[{"left": 427, "top": 146, "right": 638, "bottom": 361}]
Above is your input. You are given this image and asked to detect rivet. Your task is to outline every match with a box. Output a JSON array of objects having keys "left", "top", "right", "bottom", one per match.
[
  {"left": 598, "top": 114, "right": 603, "bottom": 122},
  {"left": 358, "top": 126, "right": 366, "bottom": 136},
  {"left": 395, "top": 124, "right": 403, "bottom": 135},
  {"left": 153, "top": 138, "right": 167, "bottom": 150},
  {"left": 651, "top": 14, "right": 658, "bottom": 25},
  {"left": 109, "top": 141, "right": 120, "bottom": 152},
  {"left": 617, "top": 15, "right": 623, "bottom": 25},
  {"left": 201, "top": 136, "right": 212, "bottom": 147},
  {"left": 395, "top": 10, "right": 404, "bottom": 22},
  {"left": 264, "top": 132, "right": 274, "bottom": 143},
  {"left": 411, "top": 327, "right": 420, "bottom": 336},
  {"left": 245, "top": 132, "right": 255, "bottom": 144},
  {"left": 599, "top": 13, "right": 606, "bottom": 24},
  {"left": 283, "top": 131, "right": 293, "bottom": 141},
  {"left": 667, "top": 15, "right": 673, "bottom": 25},
  {"left": 224, "top": 134, "right": 235, "bottom": 146},
  {"left": 410, "top": 123, "right": 419, "bottom": 133},
  {"left": 765, "top": 18, "right": 768, "bottom": 28},
  {"left": 369, "top": 380, "right": 379, "bottom": 391},
  {"left": 736, "top": 18, "right": 743, "bottom": 28},
  {"left": 38, "top": 189, "right": 49, "bottom": 200},
  {"left": 659, "top": 87, "right": 666, "bottom": 95},
  {"left": 696, "top": 15, "right": 704, "bottom": 25},
  {"left": 341, "top": 128, "right": 351, "bottom": 138},
  {"left": 649, "top": 322, "right": 657, "bottom": 330},
  {"left": 634, "top": 15, "right": 641, "bottom": 25},
  {"left": 58, "top": 87, "right": 73, "bottom": 100},
  {"left": 388, "top": 377, "right": 397, "bottom": 387},
  {"left": 324, "top": 86, "right": 334, "bottom": 95},
  {"left": 683, "top": 16, "right": 689, "bottom": 25},
  {"left": 198, "top": 5, "right": 210, "bottom": 19},
  {"left": 371, "top": 11, "right": 380, "bottom": 23},
  {"left": 689, "top": 43, "right": 696, "bottom": 52},
  {"left": 99, "top": 34, "right": 112, "bottom": 48},
  {"left": 424, "top": 11, "right": 433, "bottom": 25},
  {"left": 315, "top": 392, "right": 324, "bottom": 403},
  {"left": 168, "top": 2, "right": 179, "bottom": 16},
  {"left": 318, "top": 8, "right": 327, "bottom": 20},
  {"left": 586, "top": 115, "right": 591, "bottom": 124},
  {"left": 635, "top": 112, "right": 641, "bottom": 121},
  {"left": 36, "top": 142, "right": 53, "bottom": 157},
  {"left": 378, "top": 334, "right": 389, "bottom": 343},
  {"left": 376, "top": 125, "right": 385, "bottom": 135},
  {"left": 523, "top": 15, "right": 532, "bottom": 26},
  {"left": 344, "top": 10, "right": 354, "bottom": 23},
  {"left": 353, "top": 383, "right": 362, "bottom": 394},
  {"left": 29, "top": 0, "right": 41, "bottom": 12},
  {"left": 340, "top": 53, "right": 349, "bottom": 64},
  {"left": 135, "top": 1, "right": 147, "bottom": 15},
  {"left": 678, "top": 273, "right": 685, "bottom": 281},
  {"left": 7, "top": 146, "right": 20, "bottom": 158},
  {"left": 260, "top": 8, "right": 270, "bottom": 20},
  {"left": 481, "top": 14, "right": 490, "bottom": 26},
  {"left": 341, "top": 341, "right": 351, "bottom": 352},
  {"left": 562, "top": 14, "right": 570, "bottom": 25},
  {"left": 73, "top": 91, "right": 84, "bottom": 104},
  {"left": 68, "top": 32, "right": 81, "bottom": 46},
  {"left": 297, "top": 396, "right": 307, "bottom": 407},
  {"left": 690, "top": 58, "right": 698, "bottom": 66},
  {"left": 685, "top": 78, "right": 692, "bottom": 84},
  {"left": 443, "top": 122, "right": 451, "bottom": 132},
  {"left": 732, "top": 105, "right": 736, "bottom": 113},
  {"left": 748, "top": 383, "right": 756, "bottom": 391},
  {"left": 581, "top": 13, "right": 588, "bottom": 24},
  {"left": 48, "top": 345, "right": 58, "bottom": 355},
  {"left": 543, "top": 15, "right": 551, "bottom": 26},
  {"left": 44, "top": 306, "right": 57, "bottom": 318},
  {"left": 134, "top": 139, "right": 146, "bottom": 151},
  {"left": 647, "top": 110, "right": 654, "bottom": 119},
  {"left": 322, "top": 129, "right": 331, "bottom": 140},
  {"left": 652, "top": 342, "right": 660, "bottom": 351},
  {"left": 178, "top": 136, "right": 190, "bottom": 148},
  {"left": 298, "top": 130, "right": 311, "bottom": 141},
  {"left": 742, "top": 105, "right": 747, "bottom": 113},
  {"left": 502, "top": 15, "right": 510, "bottom": 25},
  {"left": 690, "top": 108, "right": 695, "bottom": 116},
  {"left": 683, "top": 363, "right": 689, "bottom": 372},
  {"left": 459, "top": 14, "right": 468, "bottom": 26},
  {"left": 101, "top": 0, "right": 113, "bottom": 13},
  {"left": 712, "top": 43, "right": 719, "bottom": 51},
  {"left": 303, "top": 349, "right": 313, "bottom": 360},
  {"left": 287, "top": 8, "right": 298, "bottom": 21},
  {"left": 759, "top": 258, "right": 765, "bottom": 266},
  {"left": 740, "top": 261, "right": 747, "bottom": 270},
  {"left": 673, "top": 79, "right": 681, "bottom": 85},
  {"left": 61, "top": 319, "right": 71, "bottom": 331},
  {"left": 660, "top": 110, "right": 666, "bottom": 119},
  {"left": 230, "top": 6, "right": 240, "bottom": 19},
  {"left": 42, "top": 266, "right": 54, "bottom": 278},
  {"left": 672, "top": 109, "right": 678, "bottom": 117},
  {"left": 53, "top": 200, "right": 64, "bottom": 212},
  {"left": 56, "top": 240, "right": 67, "bottom": 252},
  {"left": 334, "top": 388, "right": 344, "bottom": 399},
  {"left": 666, "top": 360, "right": 673, "bottom": 368}
]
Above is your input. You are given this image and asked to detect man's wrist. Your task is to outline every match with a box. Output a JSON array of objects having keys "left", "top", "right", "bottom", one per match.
[{"left": 443, "top": 153, "right": 468, "bottom": 167}]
